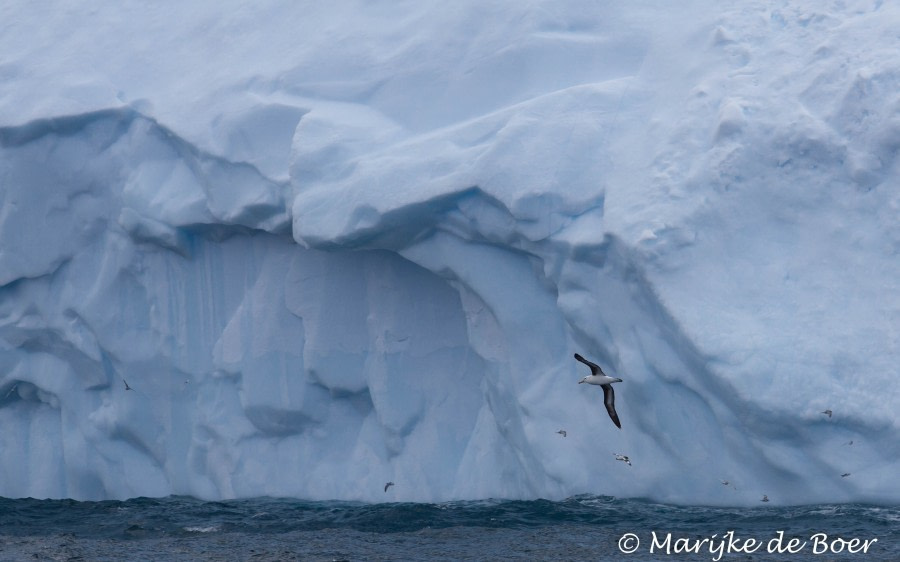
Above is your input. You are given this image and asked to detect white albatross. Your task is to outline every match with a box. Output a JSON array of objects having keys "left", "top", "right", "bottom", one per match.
[{"left": 575, "top": 353, "right": 623, "bottom": 429}]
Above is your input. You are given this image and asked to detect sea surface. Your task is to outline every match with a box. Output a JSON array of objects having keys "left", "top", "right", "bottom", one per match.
[{"left": 1, "top": 495, "right": 898, "bottom": 561}]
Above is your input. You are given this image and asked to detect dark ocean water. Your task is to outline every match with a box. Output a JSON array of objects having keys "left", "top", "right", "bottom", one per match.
[{"left": 0, "top": 495, "right": 897, "bottom": 561}]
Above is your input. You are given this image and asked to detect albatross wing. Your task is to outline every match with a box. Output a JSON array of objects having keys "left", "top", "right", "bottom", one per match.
[
  {"left": 574, "top": 353, "right": 601, "bottom": 375},
  {"left": 602, "top": 384, "right": 621, "bottom": 429}
]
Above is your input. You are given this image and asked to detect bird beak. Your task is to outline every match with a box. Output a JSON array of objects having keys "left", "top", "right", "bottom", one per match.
[{"left": 578, "top": 379, "right": 584, "bottom": 384}]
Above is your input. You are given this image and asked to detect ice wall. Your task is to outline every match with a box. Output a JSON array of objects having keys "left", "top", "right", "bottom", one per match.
[{"left": 1, "top": 1, "right": 899, "bottom": 504}]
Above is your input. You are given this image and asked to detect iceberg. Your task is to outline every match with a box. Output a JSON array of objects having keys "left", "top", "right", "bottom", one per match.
[{"left": 1, "top": 1, "right": 899, "bottom": 505}]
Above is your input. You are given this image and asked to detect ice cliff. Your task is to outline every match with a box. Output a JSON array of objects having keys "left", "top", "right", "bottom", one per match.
[{"left": 1, "top": 1, "right": 899, "bottom": 505}]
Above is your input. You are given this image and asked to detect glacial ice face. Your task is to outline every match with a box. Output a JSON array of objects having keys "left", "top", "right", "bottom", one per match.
[{"left": 1, "top": 1, "right": 899, "bottom": 504}]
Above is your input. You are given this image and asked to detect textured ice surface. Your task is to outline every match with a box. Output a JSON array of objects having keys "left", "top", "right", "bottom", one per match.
[{"left": 1, "top": 1, "right": 899, "bottom": 504}]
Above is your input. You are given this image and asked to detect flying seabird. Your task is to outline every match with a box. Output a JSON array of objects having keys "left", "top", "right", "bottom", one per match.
[
  {"left": 761, "top": 495, "right": 769, "bottom": 502},
  {"left": 575, "top": 353, "right": 623, "bottom": 429},
  {"left": 4, "top": 384, "right": 17, "bottom": 399},
  {"left": 384, "top": 482, "right": 394, "bottom": 492},
  {"left": 841, "top": 473, "right": 851, "bottom": 478},
  {"left": 845, "top": 440, "right": 853, "bottom": 446},
  {"left": 721, "top": 480, "right": 729, "bottom": 486},
  {"left": 123, "top": 379, "right": 133, "bottom": 391},
  {"left": 614, "top": 453, "right": 631, "bottom": 466},
  {"left": 822, "top": 409, "right": 832, "bottom": 418},
  {"left": 557, "top": 430, "right": 567, "bottom": 437}
]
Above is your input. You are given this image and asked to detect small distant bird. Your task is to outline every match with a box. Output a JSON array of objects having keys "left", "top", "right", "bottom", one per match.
[
  {"left": 845, "top": 440, "right": 853, "bottom": 446},
  {"left": 123, "top": 379, "right": 133, "bottom": 391},
  {"left": 556, "top": 430, "right": 567, "bottom": 437},
  {"left": 4, "top": 384, "right": 17, "bottom": 399},
  {"left": 822, "top": 409, "right": 832, "bottom": 418},
  {"left": 761, "top": 495, "right": 770, "bottom": 502},
  {"left": 841, "top": 473, "right": 851, "bottom": 478},
  {"left": 575, "top": 353, "right": 623, "bottom": 429},
  {"left": 721, "top": 480, "right": 729, "bottom": 486},
  {"left": 384, "top": 482, "right": 394, "bottom": 493},
  {"left": 614, "top": 454, "right": 631, "bottom": 466}
]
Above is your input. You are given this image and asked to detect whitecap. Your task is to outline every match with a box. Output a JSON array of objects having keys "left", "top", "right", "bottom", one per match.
[{"left": 183, "top": 525, "right": 220, "bottom": 533}]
